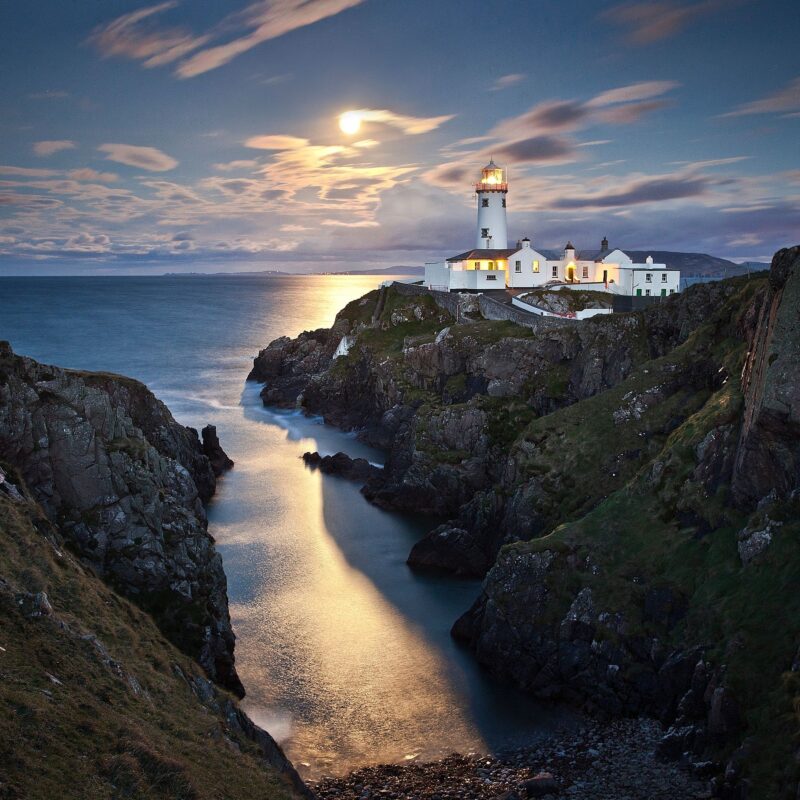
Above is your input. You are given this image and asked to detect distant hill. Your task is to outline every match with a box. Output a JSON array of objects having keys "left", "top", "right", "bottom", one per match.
[
  {"left": 321, "top": 265, "right": 424, "bottom": 276},
  {"left": 624, "top": 251, "right": 749, "bottom": 276}
]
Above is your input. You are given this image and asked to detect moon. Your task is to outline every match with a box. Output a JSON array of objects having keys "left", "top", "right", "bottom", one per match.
[{"left": 339, "top": 110, "right": 362, "bottom": 135}]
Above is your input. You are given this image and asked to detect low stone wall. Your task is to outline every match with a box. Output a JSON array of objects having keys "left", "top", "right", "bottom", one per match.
[
  {"left": 390, "top": 281, "right": 465, "bottom": 317},
  {"left": 390, "top": 281, "right": 577, "bottom": 330},
  {"left": 478, "top": 294, "right": 577, "bottom": 329}
]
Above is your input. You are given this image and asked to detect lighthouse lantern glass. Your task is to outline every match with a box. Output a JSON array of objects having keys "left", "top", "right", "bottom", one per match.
[{"left": 481, "top": 166, "right": 505, "bottom": 186}]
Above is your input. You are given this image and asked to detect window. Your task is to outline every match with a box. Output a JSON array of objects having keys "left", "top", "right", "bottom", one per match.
[
  {"left": 533, "top": 260, "right": 540, "bottom": 272},
  {"left": 481, "top": 198, "right": 489, "bottom": 207},
  {"left": 502, "top": 198, "right": 506, "bottom": 207},
  {"left": 670, "top": 289, "right": 675, "bottom": 294},
  {"left": 515, "top": 260, "right": 521, "bottom": 273},
  {"left": 488, "top": 261, "right": 495, "bottom": 270},
  {"left": 645, "top": 273, "right": 652, "bottom": 283},
  {"left": 486, "top": 274, "right": 497, "bottom": 281},
  {"left": 481, "top": 227, "right": 489, "bottom": 238},
  {"left": 474, "top": 261, "right": 481, "bottom": 269},
  {"left": 661, "top": 273, "right": 667, "bottom": 282},
  {"left": 645, "top": 289, "right": 651, "bottom": 296},
  {"left": 552, "top": 265, "right": 558, "bottom": 278},
  {"left": 582, "top": 266, "right": 589, "bottom": 279},
  {"left": 661, "top": 289, "right": 667, "bottom": 296}
]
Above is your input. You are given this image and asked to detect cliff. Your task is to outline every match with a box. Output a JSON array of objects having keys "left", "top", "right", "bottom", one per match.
[
  {"left": 249, "top": 247, "right": 800, "bottom": 799},
  {"left": 0, "top": 462, "right": 310, "bottom": 799},
  {"left": 0, "top": 343, "right": 241, "bottom": 695}
]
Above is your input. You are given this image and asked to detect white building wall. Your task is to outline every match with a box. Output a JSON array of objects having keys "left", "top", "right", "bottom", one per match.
[
  {"left": 505, "top": 245, "right": 550, "bottom": 289},
  {"left": 476, "top": 191, "right": 508, "bottom": 248}
]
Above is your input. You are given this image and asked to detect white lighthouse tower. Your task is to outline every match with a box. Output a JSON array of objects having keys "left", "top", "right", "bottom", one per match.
[{"left": 475, "top": 159, "right": 508, "bottom": 248}]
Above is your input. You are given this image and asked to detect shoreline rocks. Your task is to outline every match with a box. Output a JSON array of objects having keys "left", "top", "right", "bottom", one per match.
[{"left": 313, "top": 718, "right": 708, "bottom": 800}]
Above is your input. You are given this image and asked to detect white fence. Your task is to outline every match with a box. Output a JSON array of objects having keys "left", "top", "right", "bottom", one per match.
[{"left": 511, "top": 295, "right": 613, "bottom": 320}]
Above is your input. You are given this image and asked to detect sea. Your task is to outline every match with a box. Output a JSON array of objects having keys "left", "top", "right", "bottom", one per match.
[{"left": 0, "top": 274, "right": 571, "bottom": 778}]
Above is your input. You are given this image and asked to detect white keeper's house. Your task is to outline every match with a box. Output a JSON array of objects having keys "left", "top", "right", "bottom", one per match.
[{"left": 424, "top": 160, "right": 681, "bottom": 297}]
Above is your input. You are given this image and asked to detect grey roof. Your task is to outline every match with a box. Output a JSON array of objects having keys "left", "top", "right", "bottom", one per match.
[{"left": 447, "top": 248, "right": 518, "bottom": 262}]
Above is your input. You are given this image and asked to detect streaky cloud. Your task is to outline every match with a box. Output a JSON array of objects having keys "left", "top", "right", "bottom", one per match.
[
  {"left": 721, "top": 76, "right": 800, "bottom": 117},
  {"left": 33, "top": 140, "right": 76, "bottom": 157},
  {"left": 98, "top": 143, "right": 178, "bottom": 172}
]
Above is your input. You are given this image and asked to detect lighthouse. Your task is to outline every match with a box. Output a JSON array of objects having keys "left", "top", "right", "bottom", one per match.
[{"left": 475, "top": 159, "right": 508, "bottom": 249}]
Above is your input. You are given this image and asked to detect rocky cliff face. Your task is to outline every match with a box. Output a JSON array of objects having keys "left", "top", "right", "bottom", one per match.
[
  {"left": 0, "top": 343, "right": 241, "bottom": 696},
  {"left": 733, "top": 245, "right": 800, "bottom": 507},
  {"left": 249, "top": 250, "right": 800, "bottom": 798}
]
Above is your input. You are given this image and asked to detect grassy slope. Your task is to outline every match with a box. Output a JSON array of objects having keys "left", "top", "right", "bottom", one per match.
[{"left": 0, "top": 481, "right": 300, "bottom": 800}]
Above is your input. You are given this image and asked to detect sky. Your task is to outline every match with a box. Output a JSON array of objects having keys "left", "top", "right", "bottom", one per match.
[{"left": 0, "top": 0, "right": 798, "bottom": 274}]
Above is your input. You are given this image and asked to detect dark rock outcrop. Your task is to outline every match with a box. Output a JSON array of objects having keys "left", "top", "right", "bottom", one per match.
[
  {"left": 202, "top": 423, "right": 235, "bottom": 475},
  {"left": 0, "top": 342, "right": 243, "bottom": 696},
  {"left": 407, "top": 524, "right": 492, "bottom": 577},
  {"left": 302, "top": 450, "right": 381, "bottom": 482}
]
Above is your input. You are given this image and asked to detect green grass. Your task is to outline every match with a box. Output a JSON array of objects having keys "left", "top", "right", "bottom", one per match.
[{"left": 0, "top": 487, "right": 302, "bottom": 800}]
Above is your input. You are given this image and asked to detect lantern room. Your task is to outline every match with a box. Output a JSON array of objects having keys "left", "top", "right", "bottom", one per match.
[{"left": 475, "top": 159, "right": 507, "bottom": 192}]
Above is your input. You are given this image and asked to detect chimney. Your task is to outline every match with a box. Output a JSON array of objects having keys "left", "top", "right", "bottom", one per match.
[
  {"left": 521, "top": 237, "right": 531, "bottom": 249},
  {"left": 601, "top": 236, "right": 609, "bottom": 251}
]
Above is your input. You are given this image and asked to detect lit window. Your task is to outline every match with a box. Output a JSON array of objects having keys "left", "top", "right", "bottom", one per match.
[
  {"left": 488, "top": 261, "right": 495, "bottom": 270},
  {"left": 646, "top": 273, "right": 652, "bottom": 282},
  {"left": 582, "top": 266, "right": 588, "bottom": 279},
  {"left": 552, "top": 265, "right": 558, "bottom": 278},
  {"left": 533, "top": 260, "right": 539, "bottom": 272},
  {"left": 474, "top": 261, "right": 481, "bottom": 269},
  {"left": 661, "top": 273, "right": 667, "bottom": 282},
  {"left": 515, "top": 261, "right": 521, "bottom": 273},
  {"left": 481, "top": 198, "right": 489, "bottom": 208}
]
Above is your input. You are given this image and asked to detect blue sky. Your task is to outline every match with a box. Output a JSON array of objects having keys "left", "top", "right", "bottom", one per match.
[{"left": 1, "top": 0, "right": 798, "bottom": 273}]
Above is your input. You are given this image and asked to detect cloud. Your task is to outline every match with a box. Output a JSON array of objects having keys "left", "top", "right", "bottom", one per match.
[
  {"left": 33, "top": 140, "right": 76, "bottom": 157},
  {"left": 213, "top": 159, "right": 259, "bottom": 171},
  {"left": 0, "top": 165, "right": 59, "bottom": 177},
  {"left": 588, "top": 80, "right": 681, "bottom": 107},
  {"left": 342, "top": 109, "right": 454, "bottom": 135},
  {"left": 67, "top": 168, "right": 119, "bottom": 183},
  {"left": 244, "top": 135, "right": 309, "bottom": 150},
  {"left": 601, "top": 0, "right": 732, "bottom": 44},
  {"left": 90, "top": 0, "right": 368, "bottom": 79},
  {"left": 98, "top": 143, "right": 178, "bottom": 171},
  {"left": 87, "top": 2, "right": 210, "bottom": 69},
  {"left": 595, "top": 99, "right": 671, "bottom": 124},
  {"left": 176, "top": 0, "right": 367, "bottom": 78},
  {"left": 553, "top": 174, "right": 709, "bottom": 209},
  {"left": 491, "top": 73, "right": 525, "bottom": 91},
  {"left": 722, "top": 77, "right": 800, "bottom": 117},
  {"left": 494, "top": 135, "right": 576, "bottom": 164}
]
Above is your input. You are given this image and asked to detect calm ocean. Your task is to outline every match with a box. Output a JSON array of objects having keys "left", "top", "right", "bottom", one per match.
[{"left": 0, "top": 274, "right": 569, "bottom": 778}]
